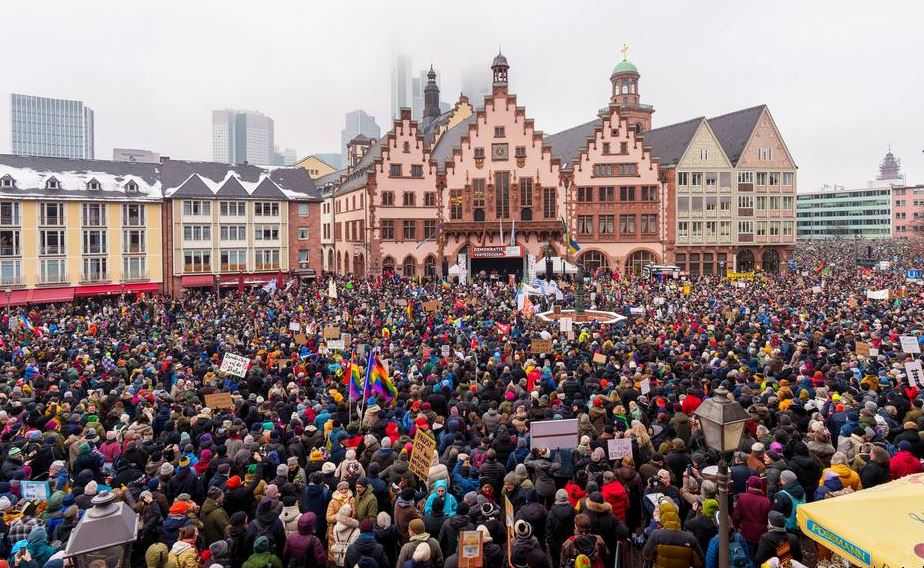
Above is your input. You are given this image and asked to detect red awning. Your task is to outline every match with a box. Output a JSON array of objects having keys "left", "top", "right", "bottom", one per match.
[
  {"left": 0, "top": 290, "right": 30, "bottom": 307},
  {"left": 127, "top": 283, "right": 159, "bottom": 293},
  {"left": 181, "top": 275, "right": 215, "bottom": 288},
  {"left": 75, "top": 284, "right": 124, "bottom": 297},
  {"left": 29, "top": 288, "right": 76, "bottom": 304}
]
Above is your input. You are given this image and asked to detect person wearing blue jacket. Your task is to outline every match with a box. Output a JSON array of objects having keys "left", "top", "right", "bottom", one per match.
[{"left": 423, "top": 479, "right": 457, "bottom": 516}]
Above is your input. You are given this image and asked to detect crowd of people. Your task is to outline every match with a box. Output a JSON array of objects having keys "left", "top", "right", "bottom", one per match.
[{"left": 0, "top": 238, "right": 923, "bottom": 568}]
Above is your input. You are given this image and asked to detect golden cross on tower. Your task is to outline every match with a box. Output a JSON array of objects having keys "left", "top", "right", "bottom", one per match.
[{"left": 620, "top": 42, "right": 629, "bottom": 61}]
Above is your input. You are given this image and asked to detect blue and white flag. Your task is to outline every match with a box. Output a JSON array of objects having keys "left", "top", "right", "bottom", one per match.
[{"left": 262, "top": 279, "right": 277, "bottom": 294}]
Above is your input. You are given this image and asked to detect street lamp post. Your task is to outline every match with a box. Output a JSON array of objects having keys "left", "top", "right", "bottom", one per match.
[
  {"left": 3, "top": 288, "right": 10, "bottom": 317},
  {"left": 63, "top": 491, "right": 138, "bottom": 568},
  {"left": 693, "top": 386, "right": 749, "bottom": 568},
  {"left": 212, "top": 270, "right": 220, "bottom": 301}
]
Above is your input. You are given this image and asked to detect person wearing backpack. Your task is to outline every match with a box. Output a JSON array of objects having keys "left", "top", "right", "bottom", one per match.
[
  {"left": 755, "top": 512, "right": 802, "bottom": 567},
  {"left": 344, "top": 518, "right": 389, "bottom": 568},
  {"left": 283, "top": 512, "right": 327, "bottom": 568},
  {"left": 641, "top": 499, "right": 704, "bottom": 568},
  {"left": 771, "top": 471, "right": 805, "bottom": 533},
  {"left": 704, "top": 515, "right": 752, "bottom": 568},
  {"left": 560, "top": 514, "right": 606, "bottom": 568},
  {"left": 329, "top": 503, "right": 359, "bottom": 568},
  {"left": 243, "top": 536, "right": 283, "bottom": 568},
  {"left": 247, "top": 499, "right": 288, "bottom": 560}
]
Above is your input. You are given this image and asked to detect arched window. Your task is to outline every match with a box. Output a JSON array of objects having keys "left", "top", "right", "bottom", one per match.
[
  {"left": 737, "top": 249, "right": 755, "bottom": 272},
  {"left": 402, "top": 256, "right": 416, "bottom": 277},
  {"left": 578, "top": 250, "right": 609, "bottom": 272},
  {"left": 621, "top": 80, "right": 628, "bottom": 94},
  {"left": 326, "top": 249, "right": 334, "bottom": 271},
  {"left": 336, "top": 252, "right": 342, "bottom": 274},
  {"left": 382, "top": 256, "right": 395, "bottom": 274},
  {"left": 424, "top": 256, "right": 437, "bottom": 278},
  {"left": 634, "top": 123, "right": 642, "bottom": 135},
  {"left": 625, "top": 249, "right": 656, "bottom": 275},
  {"left": 762, "top": 249, "right": 780, "bottom": 274}
]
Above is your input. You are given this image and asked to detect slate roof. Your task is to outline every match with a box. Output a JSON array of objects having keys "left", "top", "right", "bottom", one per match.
[
  {"left": 315, "top": 168, "right": 347, "bottom": 195},
  {"left": 545, "top": 118, "right": 600, "bottom": 168},
  {"left": 707, "top": 105, "right": 766, "bottom": 166},
  {"left": 430, "top": 114, "right": 477, "bottom": 172},
  {"left": 641, "top": 117, "right": 704, "bottom": 167},
  {"left": 336, "top": 138, "right": 384, "bottom": 194},
  {"left": 0, "top": 154, "right": 162, "bottom": 200},
  {"left": 161, "top": 159, "right": 320, "bottom": 201}
]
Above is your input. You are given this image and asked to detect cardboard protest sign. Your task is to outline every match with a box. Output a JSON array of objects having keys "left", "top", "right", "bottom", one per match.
[
  {"left": 219, "top": 353, "right": 250, "bottom": 378},
  {"left": 408, "top": 429, "right": 437, "bottom": 481},
  {"left": 441, "top": 345, "right": 450, "bottom": 357},
  {"left": 905, "top": 360, "right": 924, "bottom": 387},
  {"left": 326, "top": 340, "right": 345, "bottom": 350},
  {"left": 294, "top": 334, "right": 308, "bottom": 346},
  {"left": 288, "top": 321, "right": 301, "bottom": 332},
  {"left": 866, "top": 289, "right": 889, "bottom": 300},
  {"left": 323, "top": 326, "right": 341, "bottom": 339},
  {"left": 900, "top": 335, "right": 921, "bottom": 354},
  {"left": 530, "top": 418, "right": 578, "bottom": 450},
  {"left": 423, "top": 300, "right": 440, "bottom": 312},
  {"left": 531, "top": 339, "right": 553, "bottom": 353},
  {"left": 607, "top": 438, "right": 633, "bottom": 460},
  {"left": 204, "top": 392, "right": 234, "bottom": 410},
  {"left": 855, "top": 342, "right": 870, "bottom": 357},
  {"left": 559, "top": 318, "right": 573, "bottom": 333},
  {"left": 640, "top": 378, "right": 651, "bottom": 395},
  {"left": 593, "top": 353, "right": 607, "bottom": 364},
  {"left": 459, "top": 531, "right": 484, "bottom": 568}
]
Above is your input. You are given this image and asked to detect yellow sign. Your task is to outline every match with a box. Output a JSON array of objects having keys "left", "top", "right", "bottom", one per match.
[
  {"left": 408, "top": 429, "right": 437, "bottom": 481},
  {"left": 682, "top": 283, "right": 691, "bottom": 296},
  {"left": 726, "top": 271, "right": 755, "bottom": 281}
]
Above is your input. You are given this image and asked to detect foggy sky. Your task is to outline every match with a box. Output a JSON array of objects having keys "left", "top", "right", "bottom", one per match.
[{"left": 2, "top": 0, "right": 921, "bottom": 190}]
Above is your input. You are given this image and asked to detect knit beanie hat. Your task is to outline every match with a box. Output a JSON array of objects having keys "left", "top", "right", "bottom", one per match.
[
  {"left": 276, "top": 464, "right": 288, "bottom": 477},
  {"left": 159, "top": 462, "right": 174, "bottom": 477},
  {"left": 409, "top": 518, "right": 426, "bottom": 535},
  {"left": 554, "top": 489, "right": 569, "bottom": 505},
  {"left": 254, "top": 536, "right": 270, "bottom": 553},
  {"left": 780, "top": 470, "right": 797, "bottom": 485},
  {"left": 476, "top": 524, "right": 493, "bottom": 543},
  {"left": 768, "top": 511, "right": 786, "bottom": 529},
  {"left": 514, "top": 519, "right": 532, "bottom": 539}
]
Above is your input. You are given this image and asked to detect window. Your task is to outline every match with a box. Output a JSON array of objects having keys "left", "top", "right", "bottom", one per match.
[
  {"left": 783, "top": 221, "right": 794, "bottom": 236},
  {"left": 678, "top": 221, "right": 688, "bottom": 238},
  {"left": 380, "top": 219, "right": 395, "bottom": 240},
  {"left": 705, "top": 173, "right": 717, "bottom": 187},
  {"left": 125, "top": 181, "right": 138, "bottom": 193},
  {"left": 602, "top": 143, "right": 611, "bottom": 155},
  {"left": 402, "top": 220, "right": 416, "bottom": 240},
  {"left": 220, "top": 201, "right": 246, "bottom": 217},
  {"left": 474, "top": 148, "right": 485, "bottom": 159},
  {"left": 449, "top": 189, "right": 462, "bottom": 220},
  {"left": 719, "top": 172, "right": 732, "bottom": 188},
  {"left": 403, "top": 256, "right": 416, "bottom": 277},
  {"left": 82, "top": 203, "right": 107, "bottom": 226},
  {"left": 619, "top": 215, "right": 636, "bottom": 236},
  {"left": 705, "top": 196, "right": 717, "bottom": 212},
  {"left": 494, "top": 172, "right": 510, "bottom": 219},
  {"left": 122, "top": 204, "right": 145, "bottom": 226},
  {"left": 641, "top": 186, "right": 658, "bottom": 201},
  {"left": 411, "top": 165, "right": 424, "bottom": 178},
  {"left": 783, "top": 172, "right": 794, "bottom": 186},
  {"left": 620, "top": 141, "right": 628, "bottom": 154},
  {"left": 298, "top": 203, "right": 309, "bottom": 216},
  {"left": 720, "top": 196, "right": 731, "bottom": 212},
  {"left": 737, "top": 171, "right": 754, "bottom": 184},
  {"left": 298, "top": 228, "right": 309, "bottom": 240},
  {"left": 381, "top": 191, "right": 394, "bottom": 206},
  {"left": 254, "top": 249, "right": 280, "bottom": 270},
  {"left": 0, "top": 176, "right": 13, "bottom": 189},
  {"left": 45, "top": 177, "right": 60, "bottom": 190},
  {"left": 691, "top": 172, "right": 703, "bottom": 186},
  {"left": 599, "top": 186, "right": 616, "bottom": 202},
  {"left": 183, "top": 225, "right": 211, "bottom": 241},
  {"left": 542, "top": 187, "right": 556, "bottom": 218},
  {"left": 0, "top": 230, "right": 19, "bottom": 256},
  {"left": 182, "top": 200, "right": 211, "bottom": 216},
  {"left": 756, "top": 196, "right": 767, "bottom": 211},
  {"left": 677, "top": 196, "right": 689, "bottom": 213},
  {"left": 38, "top": 230, "right": 65, "bottom": 255},
  {"left": 220, "top": 249, "right": 247, "bottom": 271},
  {"left": 592, "top": 163, "right": 638, "bottom": 177},
  {"left": 783, "top": 196, "right": 793, "bottom": 210},
  {"left": 738, "top": 195, "right": 754, "bottom": 209},
  {"left": 769, "top": 196, "right": 781, "bottom": 210},
  {"left": 691, "top": 221, "right": 702, "bottom": 237},
  {"left": 220, "top": 225, "right": 246, "bottom": 241},
  {"left": 519, "top": 178, "right": 533, "bottom": 206},
  {"left": 577, "top": 187, "right": 594, "bottom": 202},
  {"left": 402, "top": 142, "right": 410, "bottom": 153},
  {"left": 402, "top": 192, "right": 416, "bottom": 207},
  {"left": 720, "top": 221, "right": 731, "bottom": 237},
  {"left": 598, "top": 215, "right": 615, "bottom": 235},
  {"left": 122, "top": 229, "right": 145, "bottom": 253},
  {"left": 758, "top": 148, "right": 773, "bottom": 160},
  {"left": 756, "top": 222, "right": 767, "bottom": 237},
  {"left": 298, "top": 250, "right": 310, "bottom": 269},
  {"left": 494, "top": 126, "right": 505, "bottom": 138},
  {"left": 472, "top": 179, "right": 485, "bottom": 208},
  {"left": 768, "top": 172, "right": 780, "bottom": 186},
  {"left": 424, "top": 219, "right": 437, "bottom": 239},
  {"left": 738, "top": 221, "right": 753, "bottom": 234},
  {"left": 619, "top": 186, "right": 636, "bottom": 201},
  {"left": 254, "top": 225, "right": 279, "bottom": 241},
  {"left": 82, "top": 257, "right": 107, "bottom": 282},
  {"left": 254, "top": 202, "right": 279, "bottom": 217},
  {"left": 40, "top": 203, "right": 64, "bottom": 226},
  {"left": 123, "top": 256, "right": 146, "bottom": 280},
  {"left": 39, "top": 259, "right": 66, "bottom": 283},
  {"left": 577, "top": 215, "right": 594, "bottom": 235},
  {"left": 82, "top": 230, "right": 107, "bottom": 254},
  {"left": 769, "top": 222, "right": 780, "bottom": 236},
  {"left": 0, "top": 203, "right": 19, "bottom": 226},
  {"left": 677, "top": 172, "right": 689, "bottom": 186},
  {"left": 424, "top": 192, "right": 437, "bottom": 207},
  {"left": 183, "top": 250, "right": 211, "bottom": 273},
  {"left": 515, "top": 146, "right": 526, "bottom": 158},
  {"left": 705, "top": 221, "right": 717, "bottom": 237},
  {"left": 756, "top": 172, "right": 768, "bottom": 186},
  {"left": 389, "top": 164, "right": 402, "bottom": 177},
  {"left": 641, "top": 214, "right": 658, "bottom": 235},
  {"left": 700, "top": 148, "right": 709, "bottom": 161}
]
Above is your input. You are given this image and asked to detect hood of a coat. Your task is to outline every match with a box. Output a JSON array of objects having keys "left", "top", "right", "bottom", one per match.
[{"left": 298, "top": 511, "right": 317, "bottom": 535}]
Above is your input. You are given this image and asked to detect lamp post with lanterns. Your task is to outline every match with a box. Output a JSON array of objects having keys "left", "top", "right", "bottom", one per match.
[{"left": 693, "top": 386, "right": 749, "bottom": 568}]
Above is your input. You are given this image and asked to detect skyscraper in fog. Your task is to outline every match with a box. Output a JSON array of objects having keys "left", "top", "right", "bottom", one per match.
[
  {"left": 390, "top": 53, "right": 413, "bottom": 120},
  {"left": 212, "top": 109, "right": 274, "bottom": 166},
  {"left": 340, "top": 110, "right": 381, "bottom": 162},
  {"left": 10, "top": 93, "right": 95, "bottom": 159}
]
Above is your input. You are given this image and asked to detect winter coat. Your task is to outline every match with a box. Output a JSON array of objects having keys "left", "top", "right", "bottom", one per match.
[
  {"left": 282, "top": 513, "right": 327, "bottom": 568},
  {"left": 890, "top": 450, "right": 923, "bottom": 479},
  {"left": 819, "top": 463, "right": 861, "bottom": 492},
  {"left": 524, "top": 456, "right": 559, "bottom": 497},
  {"left": 423, "top": 480, "right": 458, "bottom": 516},
  {"left": 242, "top": 551, "right": 283, "bottom": 568},
  {"left": 600, "top": 480, "right": 629, "bottom": 523},
  {"left": 755, "top": 528, "right": 802, "bottom": 567},
  {"left": 200, "top": 498, "right": 231, "bottom": 547},
  {"left": 344, "top": 533, "right": 389, "bottom": 568},
  {"left": 731, "top": 490, "right": 771, "bottom": 544},
  {"left": 396, "top": 534, "right": 443, "bottom": 568},
  {"left": 545, "top": 502, "right": 576, "bottom": 552},
  {"left": 642, "top": 501, "right": 704, "bottom": 568},
  {"left": 301, "top": 483, "right": 330, "bottom": 539},
  {"left": 247, "top": 503, "right": 288, "bottom": 559},
  {"left": 168, "top": 540, "right": 199, "bottom": 568},
  {"left": 325, "top": 491, "right": 355, "bottom": 543},
  {"left": 329, "top": 506, "right": 360, "bottom": 560},
  {"left": 354, "top": 487, "right": 379, "bottom": 521},
  {"left": 860, "top": 459, "right": 891, "bottom": 489},
  {"left": 437, "top": 513, "right": 473, "bottom": 562},
  {"left": 394, "top": 495, "right": 422, "bottom": 542},
  {"left": 280, "top": 504, "right": 302, "bottom": 536},
  {"left": 162, "top": 513, "right": 191, "bottom": 548}
]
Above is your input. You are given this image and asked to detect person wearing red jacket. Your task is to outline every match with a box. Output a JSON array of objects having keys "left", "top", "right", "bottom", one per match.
[
  {"left": 732, "top": 476, "right": 772, "bottom": 556},
  {"left": 600, "top": 471, "right": 629, "bottom": 522},
  {"left": 890, "top": 441, "right": 923, "bottom": 479}
]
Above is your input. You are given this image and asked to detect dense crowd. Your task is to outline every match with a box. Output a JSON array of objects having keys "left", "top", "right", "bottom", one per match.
[{"left": 1, "top": 238, "right": 923, "bottom": 568}]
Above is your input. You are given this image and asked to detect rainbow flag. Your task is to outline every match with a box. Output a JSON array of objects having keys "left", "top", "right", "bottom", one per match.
[
  {"left": 406, "top": 302, "right": 414, "bottom": 321},
  {"left": 346, "top": 358, "right": 367, "bottom": 401},
  {"left": 367, "top": 352, "right": 397, "bottom": 403}
]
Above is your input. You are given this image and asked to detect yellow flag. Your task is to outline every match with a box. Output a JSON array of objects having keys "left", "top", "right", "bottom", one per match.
[{"left": 682, "top": 283, "right": 691, "bottom": 296}]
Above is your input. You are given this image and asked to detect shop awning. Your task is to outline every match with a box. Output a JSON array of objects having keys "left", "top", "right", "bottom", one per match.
[
  {"left": 796, "top": 472, "right": 924, "bottom": 567},
  {"left": 0, "top": 290, "right": 30, "bottom": 307},
  {"left": 181, "top": 275, "right": 215, "bottom": 288},
  {"left": 30, "top": 288, "right": 76, "bottom": 304}
]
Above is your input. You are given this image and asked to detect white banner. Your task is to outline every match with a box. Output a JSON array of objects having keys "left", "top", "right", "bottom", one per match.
[
  {"left": 527, "top": 254, "right": 537, "bottom": 284},
  {"left": 326, "top": 339, "right": 345, "bottom": 350},
  {"left": 866, "top": 289, "right": 889, "bottom": 300},
  {"left": 220, "top": 353, "right": 250, "bottom": 378},
  {"left": 900, "top": 335, "right": 921, "bottom": 354},
  {"left": 629, "top": 306, "right": 644, "bottom": 315},
  {"left": 905, "top": 360, "right": 923, "bottom": 387},
  {"left": 559, "top": 318, "right": 573, "bottom": 333},
  {"left": 328, "top": 280, "right": 338, "bottom": 299},
  {"left": 607, "top": 438, "right": 633, "bottom": 461},
  {"left": 640, "top": 378, "right": 651, "bottom": 395},
  {"left": 288, "top": 321, "right": 301, "bottom": 332}
]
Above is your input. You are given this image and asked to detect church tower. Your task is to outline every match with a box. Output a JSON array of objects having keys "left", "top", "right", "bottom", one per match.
[
  {"left": 610, "top": 44, "right": 654, "bottom": 134},
  {"left": 423, "top": 66, "right": 441, "bottom": 119},
  {"left": 492, "top": 51, "right": 509, "bottom": 94}
]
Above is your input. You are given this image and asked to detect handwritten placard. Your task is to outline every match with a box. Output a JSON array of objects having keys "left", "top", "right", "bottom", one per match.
[
  {"left": 323, "top": 326, "right": 341, "bottom": 340},
  {"left": 204, "top": 392, "right": 234, "bottom": 410},
  {"left": 900, "top": 335, "right": 921, "bottom": 354},
  {"left": 607, "top": 438, "right": 633, "bottom": 460},
  {"left": 531, "top": 339, "right": 553, "bottom": 354},
  {"left": 219, "top": 353, "right": 250, "bottom": 378},
  {"left": 593, "top": 352, "right": 606, "bottom": 364}
]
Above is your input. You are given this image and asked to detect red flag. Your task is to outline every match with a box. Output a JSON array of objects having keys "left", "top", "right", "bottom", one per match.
[{"left": 496, "top": 322, "right": 511, "bottom": 335}]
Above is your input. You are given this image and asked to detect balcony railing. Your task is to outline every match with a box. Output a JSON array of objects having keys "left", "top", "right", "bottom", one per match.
[
  {"left": 0, "top": 275, "right": 23, "bottom": 286},
  {"left": 0, "top": 216, "right": 20, "bottom": 226},
  {"left": 254, "top": 262, "right": 280, "bottom": 271},
  {"left": 123, "top": 270, "right": 149, "bottom": 282},
  {"left": 0, "top": 247, "right": 20, "bottom": 257},
  {"left": 81, "top": 272, "right": 110, "bottom": 283},
  {"left": 37, "top": 272, "right": 69, "bottom": 285}
]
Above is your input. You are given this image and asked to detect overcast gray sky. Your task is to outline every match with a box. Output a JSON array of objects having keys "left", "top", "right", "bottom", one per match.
[{"left": 2, "top": 0, "right": 921, "bottom": 190}]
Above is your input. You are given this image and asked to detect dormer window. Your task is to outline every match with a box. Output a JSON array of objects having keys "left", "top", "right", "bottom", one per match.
[
  {"left": 125, "top": 181, "right": 138, "bottom": 193},
  {"left": 45, "top": 177, "right": 60, "bottom": 190},
  {"left": 0, "top": 175, "right": 13, "bottom": 189},
  {"left": 87, "top": 179, "right": 101, "bottom": 191}
]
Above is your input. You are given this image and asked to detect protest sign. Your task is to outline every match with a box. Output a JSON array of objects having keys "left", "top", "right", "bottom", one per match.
[
  {"left": 531, "top": 339, "right": 553, "bottom": 353},
  {"left": 869, "top": 347, "right": 879, "bottom": 357},
  {"left": 905, "top": 360, "right": 924, "bottom": 387},
  {"left": 323, "top": 326, "right": 341, "bottom": 339},
  {"left": 530, "top": 418, "right": 578, "bottom": 450},
  {"left": 629, "top": 306, "right": 644, "bottom": 315},
  {"left": 408, "top": 429, "right": 437, "bottom": 481},
  {"left": 204, "top": 392, "right": 234, "bottom": 410},
  {"left": 288, "top": 321, "right": 301, "bottom": 332},
  {"left": 559, "top": 318, "right": 573, "bottom": 333},
  {"left": 900, "top": 335, "right": 921, "bottom": 354},
  {"left": 397, "top": 299, "right": 407, "bottom": 306},
  {"left": 855, "top": 342, "right": 870, "bottom": 357},
  {"left": 640, "top": 378, "right": 651, "bottom": 395},
  {"left": 423, "top": 300, "right": 440, "bottom": 312},
  {"left": 607, "top": 438, "right": 633, "bottom": 460},
  {"left": 326, "top": 339, "right": 345, "bottom": 350},
  {"left": 459, "top": 531, "right": 484, "bottom": 568},
  {"left": 593, "top": 352, "right": 606, "bottom": 364},
  {"left": 21, "top": 481, "right": 50, "bottom": 501},
  {"left": 219, "top": 353, "right": 250, "bottom": 378},
  {"left": 294, "top": 334, "right": 308, "bottom": 346},
  {"left": 441, "top": 345, "right": 450, "bottom": 357},
  {"left": 866, "top": 289, "right": 889, "bottom": 300},
  {"left": 341, "top": 333, "right": 352, "bottom": 345}
]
